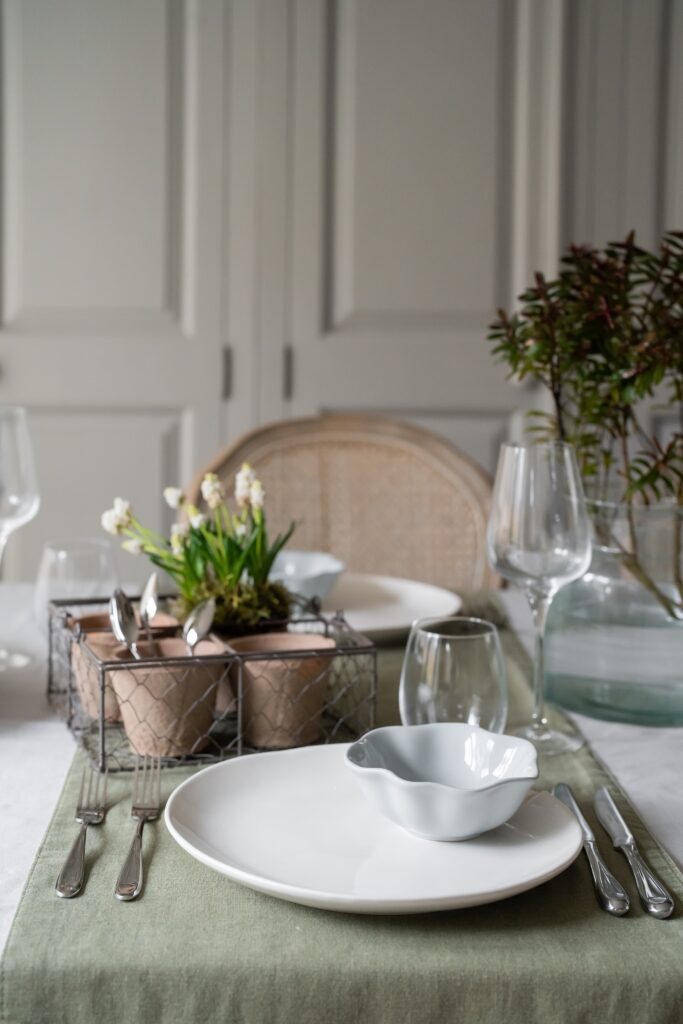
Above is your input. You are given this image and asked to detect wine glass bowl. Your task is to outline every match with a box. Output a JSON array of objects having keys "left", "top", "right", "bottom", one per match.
[
  {"left": 0, "top": 407, "right": 40, "bottom": 540},
  {"left": 34, "top": 538, "right": 118, "bottom": 633},
  {"left": 0, "top": 406, "right": 40, "bottom": 668},
  {"left": 399, "top": 616, "right": 508, "bottom": 734},
  {"left": 487, "top": 441, "right": 591, "bottom": 754}
]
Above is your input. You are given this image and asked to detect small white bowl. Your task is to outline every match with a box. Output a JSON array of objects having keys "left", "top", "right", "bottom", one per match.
[
  {"left": 346, "top": 723, "right": 538, "bottom": 842},
  {"left": 271, "top": 550, "right": 345, "bottom": 602}
]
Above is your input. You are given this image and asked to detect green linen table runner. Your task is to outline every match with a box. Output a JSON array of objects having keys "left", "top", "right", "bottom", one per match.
[{"left": 3, "top": 596, "right": 683, "bottom": 1024}]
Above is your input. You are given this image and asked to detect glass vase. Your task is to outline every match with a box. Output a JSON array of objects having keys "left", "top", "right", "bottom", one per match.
[{"left": 545, "top": 499, "right": 683, "bottom": 724}]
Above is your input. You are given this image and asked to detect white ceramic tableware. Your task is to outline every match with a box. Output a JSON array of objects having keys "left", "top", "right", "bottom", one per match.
[
  {"left": 271, "top": 550, "right": 346, "bottom": 602},
  {"left": 164, "top": 744, "right": 581, "bottom": 914},
  {"left": 346, "top": 723, "right": 538, "bottom": 841},
  {"left": 322, "top": 573, "right": 461, "bottom": 643}
]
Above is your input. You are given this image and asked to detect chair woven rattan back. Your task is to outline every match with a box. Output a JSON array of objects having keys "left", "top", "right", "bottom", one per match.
[{"left": 186, "top": 415, "right": 499, "bottom": 592}]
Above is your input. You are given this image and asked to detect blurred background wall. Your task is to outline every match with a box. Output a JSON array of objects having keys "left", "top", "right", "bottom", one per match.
[{"left": 0, "top": 0, "right": 681, "bottom": 580}]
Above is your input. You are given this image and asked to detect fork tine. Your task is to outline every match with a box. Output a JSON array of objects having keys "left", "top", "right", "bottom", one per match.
[
  {"left": 154, "top": 757, "right": 161, "bottom": 807},
  {"left": 132, "top": 755, "right": 141, "bottom": 805},
  {"left": 144, "top": 755, "right": 151, "bottom": 804},
  {"left": 142, "top": 755, "right": 149, "bottom": 802},
  {"left": 102, "top": 768, "right": 108, "bottom": 810},
  {"left": 91, "top": 766, "right": 104, "bottom": 809},
  {"left": 76, "top": 767, "right": 86, "bottom": 813}
]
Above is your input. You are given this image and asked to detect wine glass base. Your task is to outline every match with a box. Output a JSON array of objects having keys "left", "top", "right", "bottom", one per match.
[
  {"left": 0, "top": 647, "right": 32, "bottom": 671},
  {"left": 513, "top": 723, "right": 584, "bottom": 756}
]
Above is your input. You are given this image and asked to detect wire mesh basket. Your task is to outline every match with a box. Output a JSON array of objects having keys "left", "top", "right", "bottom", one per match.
[{"left": 47, "top": 596, "right": 377, "bottom": 772}]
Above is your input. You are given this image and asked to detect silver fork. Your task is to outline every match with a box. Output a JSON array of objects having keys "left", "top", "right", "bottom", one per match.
[
  {"left": 114, "top": 755, "right": 162, "bottom": 902},
  {"left": 55, "top": 765, "right": 108, "bottom": 899}
]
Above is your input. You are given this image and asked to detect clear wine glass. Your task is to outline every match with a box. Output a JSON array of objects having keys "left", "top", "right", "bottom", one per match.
[
  {"left": 34, "top": 539, "right": 118, "bottom": 634},
  {"left": 0, "top": 406, "right": 40, "bottom": 668},
  {"left": 399, "top": 616, "right": 508, "bottom": 733},
  {"left": 487, "top": 441, "right": 591, "bottom": 755}
]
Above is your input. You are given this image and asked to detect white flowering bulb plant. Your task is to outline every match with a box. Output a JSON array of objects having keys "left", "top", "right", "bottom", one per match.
[{"left": 102, "top": 464, "right": 295, "bottom": 630}]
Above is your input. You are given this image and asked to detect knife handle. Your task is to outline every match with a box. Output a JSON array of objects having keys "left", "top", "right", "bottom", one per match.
[
  {"left": 584, "top": 843, "right": 630, "bottom": 916},
  {"left": 621, "top": 846, "right": 674, "bottom": 919}
]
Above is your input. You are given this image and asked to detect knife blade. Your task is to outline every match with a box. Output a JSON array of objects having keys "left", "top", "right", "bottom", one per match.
[
  {"left": 553, "top": 783, "right": 629, "bottom": 916},
  {"left": 594, "top": 787, "right": 674, "bottom": 919}
]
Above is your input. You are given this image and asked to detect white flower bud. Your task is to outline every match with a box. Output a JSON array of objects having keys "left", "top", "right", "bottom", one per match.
[
  {"left": 101, "top": 509, "right": 120, "bottom": 536},
  {"left": 112, "top": 497, "right": 132, "bottom": 523},
  {"left": 101, "top": 498, "right": 132, "bottom": 535},
  {"left": 122, "top": 538, "right": 142, "bottom": 555},
  {"left": 163, "top": 487, "right": 185, "bottom": 510},
  {"left": 235, "top": 463, "right": 256, "bottom": 507},
  {"left": 250, "top": 479, "right": 265, "bottom": 509},
  {"left": 201, "top": 473, "right": 225, "bottom": 511}
]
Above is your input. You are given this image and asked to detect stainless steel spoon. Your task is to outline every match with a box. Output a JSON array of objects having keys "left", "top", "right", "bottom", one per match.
[
  {"left": 109, "top": 588, "right": 141, "bottom": 660},
  {"left": 139, "top": 572, "right": 159, "bottom": 652},
  {"left": 182, "top": 597, "right": 216, "bottom": 655}
]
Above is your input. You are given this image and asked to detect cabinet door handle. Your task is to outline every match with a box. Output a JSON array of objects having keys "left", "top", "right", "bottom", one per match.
[
  {"left": 283, "top": 345, "right": 294, "bottom": 400},
  {"left": 222, "top": 346, "right": 232, "bottom": 400}
]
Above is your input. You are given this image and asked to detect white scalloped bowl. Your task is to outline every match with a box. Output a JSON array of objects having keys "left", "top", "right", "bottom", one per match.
[
  {"left": 271, "top": 550, "right": 345, "bottom": 602},
  {"left": 346, "top": 723, "right": 539, "bottom": 842}
]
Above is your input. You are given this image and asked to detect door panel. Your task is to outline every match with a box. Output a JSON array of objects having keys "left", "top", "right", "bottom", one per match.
[
  {"left": 261, "top": 0, "right": 559, "bottom": 471},
  {"left": 0, "top": 0, "right": 225, "bottom": 580}
]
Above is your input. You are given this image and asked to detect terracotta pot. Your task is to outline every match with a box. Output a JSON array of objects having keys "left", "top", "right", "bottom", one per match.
[
  {"left": 227, "top": 633, "right": 336, "bottom": 749},
  {"left": 212, "top": 622, "right": 288, "bottom": 717},
  {"left": 67, "top": 610, "right": 179, "bottom": 633},
  {"left": 110, "top": 637, "right": 225, "bottom": 757},
  {"left": 215, "top": 676, "right": 237, "bottom": 716},
  {"left": 67, "top": 610, "right": 180, "bottom": 723},
  {"left": 68, "top": 614, "right": 121, "bottom": 722},
  {"left": 71, "top": 631, "right": 122, "bottom": 722}
]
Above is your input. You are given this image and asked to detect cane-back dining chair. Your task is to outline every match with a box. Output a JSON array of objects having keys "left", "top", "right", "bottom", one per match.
[{"left": 186, "top": 415, "right": 499, "bottom": 592}]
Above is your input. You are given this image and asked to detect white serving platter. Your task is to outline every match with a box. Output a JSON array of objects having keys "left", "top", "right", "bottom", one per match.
[
  {"left": 321, "top": 572, "right": 461, "bottom": 643},
  {"left": 165, "top": 745, "right": 582, "bottom": 915}
]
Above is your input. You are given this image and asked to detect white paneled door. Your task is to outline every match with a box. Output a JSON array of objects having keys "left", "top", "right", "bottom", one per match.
[
  {"left": 242, "top": 0, "right": 567, "bottom": 473},
  {"left": 288, "top": 0, "right": 516, "bottom": 457},
  {"left": 0, "top": 0, "right": 226, "bottom": 580}
]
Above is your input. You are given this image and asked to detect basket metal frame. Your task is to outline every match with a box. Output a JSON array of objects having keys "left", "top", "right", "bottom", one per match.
[{"left": 47, "top": 594, "right": 378, "bottom": 772}]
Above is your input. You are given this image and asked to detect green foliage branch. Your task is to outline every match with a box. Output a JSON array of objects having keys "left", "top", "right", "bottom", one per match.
[{"left": 489, "top": 231, "right": 683, "bottom": 618}]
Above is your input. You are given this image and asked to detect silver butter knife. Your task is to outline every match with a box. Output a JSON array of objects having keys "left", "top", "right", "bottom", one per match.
[
  {"left": 553, "top": 783, "right": 630, "bottom": 916},
  {"left": 594, "top": 787, "right": 674, "bottom": 919}
]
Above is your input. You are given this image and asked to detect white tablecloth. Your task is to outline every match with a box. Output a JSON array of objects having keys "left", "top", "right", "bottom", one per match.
[{"left": 1, "top": 583, "right": 681, "bottom": 952}]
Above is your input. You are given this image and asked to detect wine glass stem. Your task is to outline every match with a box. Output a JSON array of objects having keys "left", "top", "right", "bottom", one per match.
[
  {"left": 0, "top": 534, "right": 7, "bottom": 577},
  {"left": 527, "top": 590, "right": 553, "bottom": 735}
]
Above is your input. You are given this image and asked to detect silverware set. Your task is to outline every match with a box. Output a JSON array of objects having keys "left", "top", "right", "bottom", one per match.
[
  {"left": 553, "top": 783, "right": 674, "bottom": 918},
  {"left": 55, "top": 755, "right": 162, "bottom": 902}
]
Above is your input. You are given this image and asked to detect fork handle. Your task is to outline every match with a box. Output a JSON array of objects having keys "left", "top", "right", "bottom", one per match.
[
  {"left": 114, "top": 819, "right": 145, "bottom": 901},
  {"left": 55, "top": 824, "right": 88, "bottom": 899}
]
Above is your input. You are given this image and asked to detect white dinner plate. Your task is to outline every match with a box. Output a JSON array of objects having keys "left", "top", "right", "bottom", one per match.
[
  {"left": 321, "top": 572, "right": 461, "bottom": 643},
  {"left": 165, "top": 745, "right": 582, "bottom": 915}
]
